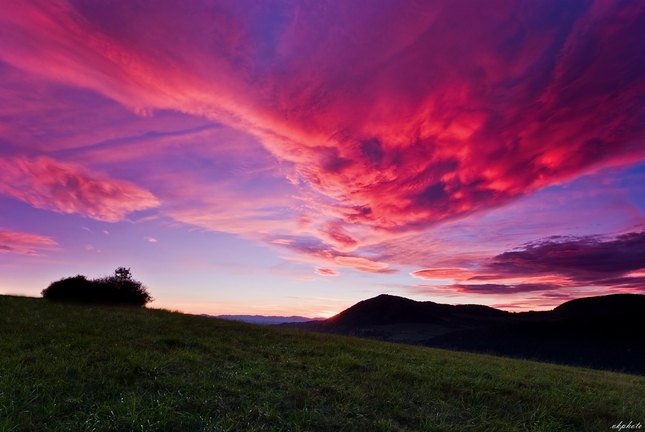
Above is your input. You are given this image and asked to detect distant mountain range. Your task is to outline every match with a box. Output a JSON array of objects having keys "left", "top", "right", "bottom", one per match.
[
  {"left": 278, "top": 293, "right": 645, "bottom": 375},
  {"left": 207, "top": 314, "right": 325, "bottom": 325}
]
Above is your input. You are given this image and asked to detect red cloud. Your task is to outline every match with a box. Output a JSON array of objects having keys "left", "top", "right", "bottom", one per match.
[
  {"left": 0, "top": 228, "right": 57, "bottom": 255},
  {"left": 0, "top": 156, "right": 159, "bottom": 222},
  {"left": 2, "top": 0, "right": 644, "bottom": 236}
]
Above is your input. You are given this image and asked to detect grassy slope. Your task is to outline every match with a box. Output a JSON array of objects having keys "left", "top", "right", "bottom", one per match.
[{"left": 1, "top": 296, "right": 643, "bottom": 431}]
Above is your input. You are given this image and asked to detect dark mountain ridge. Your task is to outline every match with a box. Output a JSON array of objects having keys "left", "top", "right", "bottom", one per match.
[
  {"left": 552, "top": 293, "right": 645, "bottom": 318},
  {"left": 324, "top": 294, "right": 510, "bottom": 329},
  {"left": 280, "top": 293, "right": 645, "bottom": 375}
]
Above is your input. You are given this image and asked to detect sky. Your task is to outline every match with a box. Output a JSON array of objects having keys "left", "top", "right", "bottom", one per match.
[{"left": 1, "top": 0, "right": 645, "bottom": 317}]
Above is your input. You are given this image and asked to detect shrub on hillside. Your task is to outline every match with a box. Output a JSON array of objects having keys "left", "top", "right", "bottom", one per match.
[{"left": 42, "top": 267, "right": 153, "bottom": 307}]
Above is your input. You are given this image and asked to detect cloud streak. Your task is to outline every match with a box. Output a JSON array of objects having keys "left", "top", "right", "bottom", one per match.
[
  {"left": 0, "top": 228, "right": 57, "bottom": 255},
  {"left": 419, "top": 282, "right": 564, "bottom": 295},
  {"left": 316, "top": 268, "right": 339, "bottom": 277},
  {"left": 412, "top": 230, "right": 645, "bottom": 296}
]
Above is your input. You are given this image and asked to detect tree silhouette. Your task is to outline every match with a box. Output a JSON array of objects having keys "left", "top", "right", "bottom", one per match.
[
  {"left": 114, "top": 267, "right": 132, "bottom": 282},
  {"left": 42, "top": 268, "right": 153, "bottom": 307}
]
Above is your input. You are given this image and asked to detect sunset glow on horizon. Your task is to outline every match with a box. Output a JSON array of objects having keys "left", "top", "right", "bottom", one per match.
[{"left": 1, "top": 0, "right": 645, "bottom": 317}]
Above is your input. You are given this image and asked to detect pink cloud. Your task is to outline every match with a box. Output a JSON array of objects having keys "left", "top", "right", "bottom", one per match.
[
  {"left": 411, "top": 268, "right": 478, "bottom": 282},
  {"left": 334, "top": 256, "right": 397, "bottom": 274},
  {"left": 316, "top": 268, "right": 339, "bottom": 277},
  {"left": 0, "top": 228, "right": 57, "bottom": 255},
  {"left": 0, "top": 156, "right": 159, "bottom": 222},
  {"left": 270, "top": 235, "right": 400, "bottom": 275}
]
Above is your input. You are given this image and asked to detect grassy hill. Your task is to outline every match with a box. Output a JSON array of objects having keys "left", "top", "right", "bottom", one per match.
[{"left": 1, "top": 295, "right": 644, "bottom": 431}]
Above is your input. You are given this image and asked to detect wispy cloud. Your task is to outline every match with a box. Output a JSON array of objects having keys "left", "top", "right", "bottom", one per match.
[{"left": 0, "top": 228, "right": 57, "bottom": 255}]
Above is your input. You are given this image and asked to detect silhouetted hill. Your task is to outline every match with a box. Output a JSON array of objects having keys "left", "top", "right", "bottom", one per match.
[
  {"left": 315, "top": 294, "right": 510, "bottom": 331},
  {"left": 280, "top": 293, "right": 645, "bottom": 375},
  {"left": 326, "top": 295, "right": 447, "bottom": 329},
  {"left": 552, "top": 293, "right": 645, "bottom": 318}
]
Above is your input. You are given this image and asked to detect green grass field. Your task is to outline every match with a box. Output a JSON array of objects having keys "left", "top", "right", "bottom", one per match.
[{"left": 1, "top": 295, "right": 643, "bottom": 431}]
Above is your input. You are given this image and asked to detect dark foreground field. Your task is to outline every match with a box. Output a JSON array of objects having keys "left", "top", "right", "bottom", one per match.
[{"left": 1, "top": 296, "right": 644, "bottom": 431}]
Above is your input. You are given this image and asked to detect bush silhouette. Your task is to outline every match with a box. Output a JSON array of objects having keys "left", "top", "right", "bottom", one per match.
[{"left": 42, "top": 267, "right": 153, "bottom": 307}]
